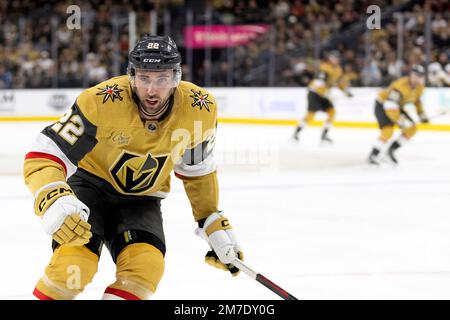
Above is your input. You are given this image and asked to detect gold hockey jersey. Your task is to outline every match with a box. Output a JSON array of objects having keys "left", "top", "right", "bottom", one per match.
[
  {"left": 308, "top": 62, "right": 349, "bottom": 97},
  {"left": 377, "top": 77, "right": 425, "bottom": 114},
  {"left": 24, "top": 76, "right": 219, "bottom": 221}
]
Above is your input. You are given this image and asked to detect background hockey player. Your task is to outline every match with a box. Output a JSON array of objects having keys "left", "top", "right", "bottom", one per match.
[
  {"left": 23, "top": 35, "right": 243, "bottom": 300},
  {"left": 428, "top": 53, "right": 450, "bottom": 87},
  {"left": 293, "top": 50, "right": 353, "bottom": 143},
  {"left": 368, "top": 65, "right": 429, "bottom": 165}
]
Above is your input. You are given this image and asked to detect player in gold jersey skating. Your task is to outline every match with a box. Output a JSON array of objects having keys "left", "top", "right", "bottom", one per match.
[
  {"left": 24, "top": 35, "right": 243, "bottom": 300},
  {"left": 293, "top": 51, "right": 353, "bottom": 143},
  {"left": 368, "top": 65, "right": 429, "bottom": 165}
]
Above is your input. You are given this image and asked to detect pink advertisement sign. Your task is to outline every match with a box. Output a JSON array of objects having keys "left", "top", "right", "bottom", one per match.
[{"left": 184, "top": 25, "right": 270, "bottom": 48}]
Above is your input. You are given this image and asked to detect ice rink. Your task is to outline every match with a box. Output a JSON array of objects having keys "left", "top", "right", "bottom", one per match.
[{"left": 1, "top": 121, "right": 450, "bottom": 300}]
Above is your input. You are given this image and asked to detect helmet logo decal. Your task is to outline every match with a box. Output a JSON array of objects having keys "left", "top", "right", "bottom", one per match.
[
  {"left": 96, "top": 84, "right": 124, "bottom": 104},
  {"left": 189, "top": 89, "right": 212, "bottom": 112},
  {"left": 143, "top": 59, "right": 161, "bottom": 63}
]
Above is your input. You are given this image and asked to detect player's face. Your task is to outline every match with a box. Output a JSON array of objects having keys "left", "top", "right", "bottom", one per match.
[
  {"left": 134, "top": 70, "right": 174, "bottom": 113},
  {"left": 410, "top": 73, "right": 425, "bottom": 87},
  {"left": 329, "top": 55, "right": 340, "bottom": 65}
]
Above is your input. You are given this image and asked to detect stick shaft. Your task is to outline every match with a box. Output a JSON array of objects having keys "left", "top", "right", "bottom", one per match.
[
  {"left": 429, "top": 109, "right": 450, "bottom": 120},
  {"left": 232, "top": 258, "right": 298, "bottom": 300}
]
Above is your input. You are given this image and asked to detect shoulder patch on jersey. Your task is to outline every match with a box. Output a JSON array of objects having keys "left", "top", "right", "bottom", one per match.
[
  {"left": 189, "top": 89, "right": 213, "bottom": 112},
  {"left": 96, "top": 84, "right": 124, "bottom": 104}
]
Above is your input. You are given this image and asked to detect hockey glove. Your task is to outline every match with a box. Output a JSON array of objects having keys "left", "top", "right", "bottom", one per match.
[
  {"left": 195, "top": 212, "right": 243, "bottom": 276},
  {"left": 344, "top": 90, "right": 354, "bottom": 98},
  {"left": 35, "top": 183, "right": 92, "bottom": 246},
  {"left": 419, "top": 113, "right": 429, "bottom": 123}
]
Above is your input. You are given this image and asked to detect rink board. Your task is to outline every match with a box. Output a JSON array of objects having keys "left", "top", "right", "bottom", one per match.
[{"left": 0, "top": 87, "right": 449, "bottom": 130}]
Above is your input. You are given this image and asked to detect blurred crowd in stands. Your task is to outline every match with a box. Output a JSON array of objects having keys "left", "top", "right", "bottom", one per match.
[{"left": 0, "top": 0, "right": 449, "bottom": 89}]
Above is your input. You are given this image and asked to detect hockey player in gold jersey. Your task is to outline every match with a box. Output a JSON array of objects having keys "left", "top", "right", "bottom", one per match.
[
  {"left": 368, "top": 65, "right": 429, "bottom": 165},
  {"left": 24, "top": 35, "right": 243, "bottom": 300},
  {"left": 293, "top": 50, "right": 353, "bottom": 143}
]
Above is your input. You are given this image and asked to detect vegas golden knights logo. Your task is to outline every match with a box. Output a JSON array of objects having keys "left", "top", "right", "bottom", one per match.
[{"left": 110, "top": 152, "right": 167, "bottom": 193}]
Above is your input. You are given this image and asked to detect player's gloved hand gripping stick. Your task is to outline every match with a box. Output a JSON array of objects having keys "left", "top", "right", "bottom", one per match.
[
  {"left": 195, "top": 212, "right": 243, "bottom": 276},
  {"left": 196, "top": 212, "right": 298, "bottom": 300}
]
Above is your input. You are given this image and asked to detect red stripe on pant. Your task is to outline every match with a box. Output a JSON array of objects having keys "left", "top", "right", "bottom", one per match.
[
  {"left": 104, "top": 287, "right": 141, "bottom": 300},
  {"left": 33, "top": 287, "right": 55, "bottom": 300}
]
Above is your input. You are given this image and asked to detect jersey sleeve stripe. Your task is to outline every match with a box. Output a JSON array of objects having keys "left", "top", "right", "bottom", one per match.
[
  {"left": 30, "top": 133, "right": 78, "bottom": 177},
  {"left": 25, "top": 152, "right": 68, "bottom": 176}
]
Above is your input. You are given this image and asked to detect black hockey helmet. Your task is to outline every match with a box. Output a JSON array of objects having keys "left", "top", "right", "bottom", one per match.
[
  {"left": 410, "top": 64, "right": 425, "bottom": 76},
  {"left": 128, "top": 34, "right": 182, "bottom": 86}
]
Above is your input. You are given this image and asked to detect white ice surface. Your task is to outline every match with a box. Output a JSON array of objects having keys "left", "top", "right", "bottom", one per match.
[{"left": 1, "top": 121, "right": 450, "bottom": 299}]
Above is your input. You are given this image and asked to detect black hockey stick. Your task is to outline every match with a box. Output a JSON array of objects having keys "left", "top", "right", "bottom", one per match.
[
  {"left": 428, "top": 108, "right": 450, "bottom": 120},
  {"left": 232, "top": 258, "right": 298, "bottom": 300}
]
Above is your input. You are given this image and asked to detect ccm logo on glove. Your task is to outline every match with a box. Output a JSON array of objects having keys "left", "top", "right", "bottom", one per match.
[
  {"left": 204, "top": 216, "right": 232, "bottom": 236},
  {"left": 35, "top": 185, "right": 74, "bottom": 216},
  {"left": 34, "top": 182, "right": 92, "bottom": 246}
]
